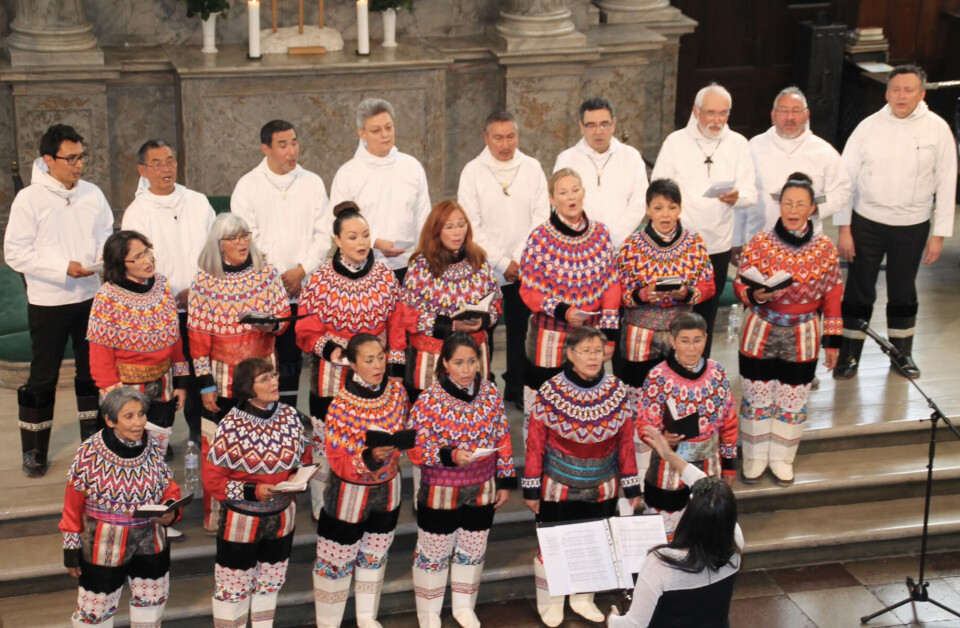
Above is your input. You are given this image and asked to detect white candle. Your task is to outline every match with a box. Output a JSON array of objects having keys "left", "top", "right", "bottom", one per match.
[
  {"left": 356, "top": 0, "right": 370, "bottom": 55},
  {"left": 248, "top": 0, "right": 261, "bottom": 59}
]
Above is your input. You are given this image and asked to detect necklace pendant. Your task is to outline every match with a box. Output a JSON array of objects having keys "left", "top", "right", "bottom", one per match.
[
  {"left": 502, "top": 184, "right": 510, "bottom": 197},
  {"left": 281, "top": 191, "right": 287, "bottom": 200}
]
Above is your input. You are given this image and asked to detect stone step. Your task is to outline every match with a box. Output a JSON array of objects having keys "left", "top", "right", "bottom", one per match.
[{"left": 4, "top": 492, "right": 960, "bottom": 627}]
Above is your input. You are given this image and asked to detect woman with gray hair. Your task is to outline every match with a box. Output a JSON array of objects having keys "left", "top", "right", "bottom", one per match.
[
  {"left": 329, "top": 97, "right": 432, "bottom": 282},
  {"left": 60, "top": 387, "right": 182, "bottom": 627},
  {"left": 187, "top": 212, "right": 290, "bottom": 532}
]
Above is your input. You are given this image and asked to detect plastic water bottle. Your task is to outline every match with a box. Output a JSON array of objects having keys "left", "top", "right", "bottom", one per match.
[
  {"left": 727, "top": 303, "right": 742, "bottom": 342},
  {"left": 184, "top": 440, "right": 200, "bottom": 497}
]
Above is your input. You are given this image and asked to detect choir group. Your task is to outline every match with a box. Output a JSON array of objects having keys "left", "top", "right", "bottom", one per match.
[{"left": 3, "top": 61, "right": 955, "bottom": 628}]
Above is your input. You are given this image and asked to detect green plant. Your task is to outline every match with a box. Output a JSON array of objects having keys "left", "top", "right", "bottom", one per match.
[
  {"left": 180, "top": 0, "right": 230, "bottom": 20},
  {"left": 370, "top": 0, "right": 413, "bottom": 11}
]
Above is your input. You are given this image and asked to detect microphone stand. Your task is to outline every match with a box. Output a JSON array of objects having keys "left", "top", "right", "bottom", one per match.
[{"left": 860, "top": 333, "right": 960, "bottom": 623}]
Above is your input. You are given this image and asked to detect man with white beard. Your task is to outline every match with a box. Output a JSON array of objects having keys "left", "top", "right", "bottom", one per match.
[
  {"left": 122, "top": 139, "right": 216, "bottom": 443},
  {"left": 458, "top": 109, "right": 550, "bottom": 406},
  {"left": 553, "top": 98, "right": 648, "bottom": 250},
  {"left": 652, "top": 84, "right": 757, "bottom": 357},
  {"left": 746, "top": 87, "right": 851, "bottom": 240}
]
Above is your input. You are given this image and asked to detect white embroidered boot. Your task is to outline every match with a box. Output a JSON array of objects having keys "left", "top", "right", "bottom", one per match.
[
  {"left": 533, "top": 557, "right": 564, "bottom": 628},
  {"left": 313, "top": 571, "right": 352, "bottom": 628},
  {"left": 769, "top": 419, "right": 806, "bottom": 485},
  {"left": 354, "top": 564, "right": 387, "bottom": 628},
  {"left": 739, "top": 378, "right": 777, "bottom": 483},
  {"left": 211, "top": 596, "right": 250, "bottom": 628},
  {"left": 128, "top": 602, "right": 165, "bottom": 628},
  {"left": 570, "top": 593, "right": 604, "bottom": 622},
  {"left": 250, "top": 591, "right": 279, "bottom": 627},
  {"left": 413, "top": 563, "right": 448, "bottom": 628},
  {"left": 450, "top": 562, "right": 484, "bottom": 628}
]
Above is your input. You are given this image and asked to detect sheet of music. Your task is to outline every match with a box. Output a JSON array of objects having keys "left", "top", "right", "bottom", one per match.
[
  {"left": 610, "top": 514, "right": 668, "bottom": 574},
  {"left": 537, "top": 520, "right": 624, "bottom": 595}
]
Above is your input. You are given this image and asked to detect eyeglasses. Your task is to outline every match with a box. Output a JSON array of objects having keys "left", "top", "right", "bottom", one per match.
[
  {"left": 53, "top": 153, "right": 91, "bottom": 166},
  {"left": 125, "top": 248, "right": 154, "bottom": 263},
  {"left": 572, "top": 348, "right": 604, "bottom": 358},
  {"left": 781, "top": 202, "right": 811, "bottom": 210},
  {"left": 675, "top": 337, "right": 707, "bottom": 347},
  {"left": 700, "top": 109, "right": 730, "bottom": 120},
  {"left": 583, "top": 121, "right": 612, "bottom": 131},
  {"left": 254, "top": 372, "right": 279, "bottom": 384},
  {"left": 222, "top": 232, "right": 252, "bottom": 243},
  {"left": 142, "top": 158, "right": 177, "bottom": 171},
  {"left": 442, "top": 222, "right": 468, "bottom": 231}
]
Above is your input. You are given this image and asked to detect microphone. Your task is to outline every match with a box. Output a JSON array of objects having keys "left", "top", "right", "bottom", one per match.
[{"left": 855, "top": 319, "right": 902, "bottom": 359}]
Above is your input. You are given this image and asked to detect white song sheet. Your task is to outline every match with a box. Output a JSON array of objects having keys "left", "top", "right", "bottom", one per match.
[
  {"left": 610, "top": 515, "right": 669, "bottom": 574},
  {"left": 537, "top": 520, "right": 629, "bottom": 596}
]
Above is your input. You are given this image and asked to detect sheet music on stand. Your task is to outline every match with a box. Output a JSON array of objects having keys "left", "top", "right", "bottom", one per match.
[{"left": 536, "top": 514, "right": 667, "bottom": 596}]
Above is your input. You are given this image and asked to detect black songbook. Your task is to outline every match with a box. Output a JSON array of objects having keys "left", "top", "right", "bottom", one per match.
[
  {"left": 738, "top": 268, "right": 794, "bottom": 292},
  {"left": 654, "top": 276, "right": 684, "bottom": 292},
  {"left": 663, "top": 399, "right": 701, "bottom": 440},
  {"left": 238, "top": 310, "right": 311, "bottom": 325},
  {"left": 365, "top": 427, "right": 417, "bottom": 450},
  {"left": 132, "top": 493, "right": 193, "bottom": 519}
]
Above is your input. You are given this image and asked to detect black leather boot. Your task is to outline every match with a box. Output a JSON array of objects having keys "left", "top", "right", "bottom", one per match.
[
  {"left": 832, "top": 337, "right": 864, "bottom": 380},
  {"left": 18, "top": 386, "right": 55, "bottom": 478},
  {"left": 889, "top": 336, "right": 920, "bottom": 379}
]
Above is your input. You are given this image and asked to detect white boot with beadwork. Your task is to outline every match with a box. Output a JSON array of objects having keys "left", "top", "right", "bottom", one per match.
[
  {"left": 250, "top": 592, "right": 279, "bottom": 627},
  {"left": 211, "top": 596, "right": 250, "bottom": 628},
  {"left": 769, "top": 419, "right": 806, "bottom": 485},
  {"left": 533, "top": 557, "right": 564, "bottom": 628},
  {"left": 413, "top": 564, "right": 448, "bottom": 628},
  {"left": 570, "top": 592, "right": 604, "bottom": 622},
  {"left": 450, "top": 562, "right": 484, "bottom": 628},
  {"left": 313, "top": 571, "right": 352, "bottom": 628},
  {"left": 355, "top": 564, "right": 387, "bottom": 628}
]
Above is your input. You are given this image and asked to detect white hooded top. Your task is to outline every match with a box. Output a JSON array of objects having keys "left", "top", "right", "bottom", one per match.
[
  {"left": 3, "top": 158, "right": 114, "bottom": 306},
  {"left": 553, "top": 137, "right": 649, "bottom": 251},
  {"left": 328, "top": 142, "right": 432, "bottom": 271},
  {"left": 457, "top": 146, "right": 550, "bottom": 284},
  {"left": 231, "top": 157, "right": 332, "bottom": 289},
  {"left": 652, "top": 115, "right": 758, "bottom": 254},
  {"left": 836, "top": 101, "right": 957, "bottom": 237},
  {"left": 121, "top": 178, "right": 216, "bottom": 303},
  {"left": 747, "top": 126, "right": 851, "bottom": 241}
]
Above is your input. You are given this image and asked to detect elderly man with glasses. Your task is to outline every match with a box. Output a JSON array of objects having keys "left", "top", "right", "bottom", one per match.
[
  {"left": 4, "top": 123, "right": 114, "bottom": 477},
  {"left": 121, "top": 139, "right": 216, "bottom": 444}
]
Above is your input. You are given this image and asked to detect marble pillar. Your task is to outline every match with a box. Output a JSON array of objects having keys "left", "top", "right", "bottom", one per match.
[
  {"left": 594, "top": 0, "right": 684, "bottom": 25},
  {"left": 494, "top": 0, "right": 587, "bottom": 51},
  {"left": 6, "top": 0, "right": 104, "bottom": 66}
]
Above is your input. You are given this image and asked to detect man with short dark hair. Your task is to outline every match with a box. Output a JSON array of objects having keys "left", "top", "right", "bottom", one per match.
[
  {"left": 4, "top": 124, "right": 114, "bottom": 477},
  {"left": 122, "top": 138, "right": 216, "bottom": 442},
  {"left": 231, "top": 120, "right": 331, "bottom": 409},
  {"left": 553, "top": 98, "right": 649, "bottom": 250},
  {"left": 833, "top": 65, "right": 958, "bottom": 379},
  {"left": 458, "top": 109, "right": 550, "bottom": 404}
]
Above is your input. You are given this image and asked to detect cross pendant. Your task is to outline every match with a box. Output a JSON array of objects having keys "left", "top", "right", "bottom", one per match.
[{"left": 704, "top": 156, "right": 713, "bottom": 177}]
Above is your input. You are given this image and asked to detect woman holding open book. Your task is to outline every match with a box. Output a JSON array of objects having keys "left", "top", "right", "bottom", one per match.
[
  {"left": 408, "top": 332, "right": 516, "bottom": 628},
  {"left": 204, "top": 356, "right": 311, "bottom": 627},
  {"left": 519, "top": 168, "right": 621, "bottom": 420},
  {"left": 615, "top": 178, "right": 714, "bottom": 404},
  {"left": 397, "top": 200, "right": 502, "bottom": 399},
  {"left": 523, "top": 325, "right": 640, "bottom": 627},
  {"left": 60, "top": 388, "right": 182, "bottom": 627},
  {"left": 734, "top": 172, "right": 843, "bottom": 485},
  {"left": 86, "top": 230, "right": 189, "bottom": 455},
  {"left": 313, "top": 334, "right": 411, "bottom": 628},
  {"left": 187, "top": 213, "right": 289, "bottom": 532}
]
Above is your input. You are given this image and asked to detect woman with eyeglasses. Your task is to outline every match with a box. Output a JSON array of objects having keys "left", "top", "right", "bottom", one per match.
[
  {"left": 606, "top": 425, "right": 742, "bottom": 628},
  {"left": 734, "top": 172, "right": 842, "bottom": 486},
  {"left": 397, "top": 200, "right": 502, "bottom": 399},
  {"left": 523, "top": 325, "right": 640, "bottom": 627},
  {"left": 519, "top": 168, "right": 621, "bottom": 419},
  {"left": 634, "top": 312, "right": 737, "bottom": 540},
  {"left": 409, "top": 332, "right": 515, "bottom": 628},
  {"left": 312, "top": 334, "right": 410, "bottom": 628},
  {"left": 86, "top": 230, "right": 188, "bottom": 456},
  {"left": 188, "top": 213, "right": 290, "bottom": 532},
  {"left": 204, "top": 357, "right": 311, "bottom": 627}
]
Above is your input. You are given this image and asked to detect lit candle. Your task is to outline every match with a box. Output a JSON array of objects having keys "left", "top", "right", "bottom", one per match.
[
  {"left": 248, "top": 0, "right": 261, "bottom": 59},
  {"left": 356, "top": 0, "right": 370, "bottom": 55}
]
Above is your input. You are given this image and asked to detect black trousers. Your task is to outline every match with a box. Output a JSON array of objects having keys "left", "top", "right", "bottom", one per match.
[
  {"left": 26, "top": 299, "right": 94, "bottom": 392},
  {"left": 274, "top": 302, "right": 303, "bottom": 410},
  {"left": 497, "top": 282, "right": 529, "bottom": 399},
  {"left": 693, "top": 250, "right": 732, "bottom": 359},
  {"left": 842, "top": 212, "right": 929, "bottom": 334},
  {"left": 177, "top": 311, "right": 202, "bottom": 440}
]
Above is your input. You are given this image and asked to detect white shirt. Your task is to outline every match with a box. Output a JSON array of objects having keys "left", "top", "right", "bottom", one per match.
[
  {"left": 4, "top": 159, "right": 114, "bottom": 306},
  {"left": 231, "top": 157, "right": 332, "bottom": 286},
  {"left": 747, "top": 126, "right": 851, "bottom": 240},
  {"left": 553, "top": 137, "right": 649, "bottom": 250},
  {"left": 836, "top": 101, "right": 958, "bottom": 237},
  {"left": 652, "top": 115, "right": 758, "bottom": 254},
  {"left": 458, "top": 146, "right": 550, "bottom": 284},
  {"left": 329, "top": 142, "right": 432, "bottom": 270},
  {"left": 122, "top": 179, "right": 216, "bottom": 303},
  {"left": 608, "top": 465, "right": 744, "bottom": 628}
]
